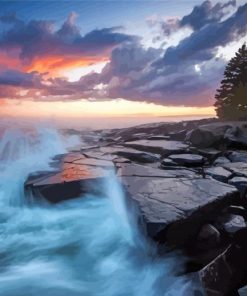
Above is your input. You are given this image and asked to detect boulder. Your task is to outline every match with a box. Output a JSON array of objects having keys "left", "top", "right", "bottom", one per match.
[
  {"left": 186, "top": 123, "right": 231, "bottom": 148},
  {"left": 168, "top": 154, "right": 205, "bottom": 167},
  {"left": 197, "top": 224, "right": 221, "bottom": 250},
  {"left": 223, "top": 215, "right": 246, "bottom": 234},
  {"left": 205, "top": 167, "right": 232, "bottom": 183},
  {"left": 224, "top": 125, "right": 247, "bottom": 148},
  {"left": 186, "top": 122, "right": 247, "bottom": 148},
  {"left": 168, "top": 129, "right": 187, "bottom": 141},
  {"left": 200, "top": 229, "right": 247, "bottom": 296},
  {"left": 124, "top": 139, "right": 188, "bottom": 156}
]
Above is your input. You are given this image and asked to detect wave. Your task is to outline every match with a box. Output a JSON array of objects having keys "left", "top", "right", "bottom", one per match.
[{"left": 0, "top": 124, "right": 201, "bottom": 296}]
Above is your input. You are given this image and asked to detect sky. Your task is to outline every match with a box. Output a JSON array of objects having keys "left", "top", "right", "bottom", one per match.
[{"left": 0, "top": 0, "right": 247, "bottom": 124}]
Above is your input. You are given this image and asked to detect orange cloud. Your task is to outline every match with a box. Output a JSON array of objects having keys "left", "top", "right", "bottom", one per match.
[{"left": 25, "top": 55, "right": 109, "bottom": 77}]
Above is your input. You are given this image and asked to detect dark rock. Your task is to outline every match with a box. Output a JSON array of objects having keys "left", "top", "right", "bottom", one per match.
[
  {"left": 224, "top": 125, "right": 247, "bottom": 148},
  {"left": 186, "top": 123, "right": 231, "bottom": 148},
  {"left": 120, "top": 170, "right": 239, "bottom": 245},
  {"left": 113, "top": 157, "right": 131, "bottom": 164},
  {"left": 147, "top": 135, "right": 170, "bottom": 140},
  {"left": 213, "top": 156, "right": 231, "bottom": 166},
  {"left": 82, "top": 146, "right": 160, "bottom": 164},
  {"left": 228, "top": 151, "right": 247, "bottom": 163},
  {"left": 168, "top": 154, "right": 205, "bottom": 167},
  {"left": 229, "top": 177, "right": 247, "bottom": 196},
  {"left": 124, "top": 139, "right": 188, "bottom": 156},
  {"left": 205, "top": 167, "right": 232, "bottom": 182},
  {"left": 197, "top": 224, "right": 221, "bottom": 250},
  {"left": 73, "top": 157, "right": 114, "bottom": 168},
  {"left": 114, "top": 150, "right": 159, "bottom": 163},
  {"left": 239, "top": 285, "right": 247, "bottom": 295},
  {"left": 25, "top": 154, "right": 114, "bottom": 203},
  {"left": 99, "top": 118, "right": 218, "bottom": 143},
  {"left": 125, "top": 132, "right": 149, "bottom": 142},
  {"left": 161, "top": 158, "right": 178, "bottom": 167},
  {"left": 117, "top": 163, "right": 196, "bottom": 179},
  {"left": 199, "top": 229, "right": 247, "bottom": 296},
  {"left": 223, "top": 162, "right": 247, "bottom": 178},
  {"left": 197, "top": 148, "right": 222, "bottom": 162},
  {"left": 168, "top": 129, "right": 187, "bottom": 141},
  {"left": 223, "top": 215, "right": 246, "bottom": 234}
]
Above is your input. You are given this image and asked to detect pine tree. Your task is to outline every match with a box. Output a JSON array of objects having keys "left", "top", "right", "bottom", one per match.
[{"left": 214, "top": 44, "right": 247, "bottom": 120}]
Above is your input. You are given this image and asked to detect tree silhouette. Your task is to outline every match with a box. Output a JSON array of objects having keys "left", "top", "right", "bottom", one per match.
[{"left": 214, "top": 44, "right": 247, "bottom": 120}]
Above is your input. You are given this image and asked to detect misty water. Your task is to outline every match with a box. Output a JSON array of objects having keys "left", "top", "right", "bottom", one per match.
[{"left": 0, "top": 126, "right": 200, "bottom": 296}]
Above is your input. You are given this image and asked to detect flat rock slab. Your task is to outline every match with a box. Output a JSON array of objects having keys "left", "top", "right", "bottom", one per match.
[
  {"left": 205, "top": 167, "right": 232, "bottom": 182},
  {"left": 197, "top": 148, "right": 222, "bottom": 161},
  {"left": 213, "top": 156, "right": 231, "bottom": 166},
  {"left": 124, "top": 140, "right": 188, "bottom": 156},
  {"left": 81, "top": 146, "right": 160, "bottom": 164},
  {"left": 117, "top": 163, "right": 196, "bottom": 178},
  {"left": 223, "top": 162, "right": 247, "bottom": 178},
  {"left": 168, "top": 154, "right": 204, "bottom": 167},
  {"left": 228, "top": 151, "right": 247, "bottom": 163},
  {"left": 25, "top": 153, "right": 114, "bottom": 203},
  {"left": 229, "top": 176, "right": 247, "bottom": 195},
  {"left": 120, "top": 173, "right": 239, "bottom": 245}
]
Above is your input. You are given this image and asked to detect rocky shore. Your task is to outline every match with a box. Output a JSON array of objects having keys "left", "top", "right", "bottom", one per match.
[{"left": 25, "top": 118, "right": 247, "bottom": 295}]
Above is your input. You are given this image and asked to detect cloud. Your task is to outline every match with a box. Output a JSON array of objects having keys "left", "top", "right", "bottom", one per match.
[
  {"left": 36, "top": 42, "right": 224, "bottom": 106},
  {"left": 180, "top": 0, "right": 236, "bottom": 30},
  {"left": 0, "top": 69, "right": 42, "bottom": 87},
  {"left": 160, "top": 2, "right": 247, "bottom": 65},
  {"left": 0, "top": 3, "right": 246, "bottom": 107},
  {"left": 0, "top": 13, "right": 137, "bottom": 62},
  {"left": 73, "top": 2, "right": 246, "bottom": 106},
  {"left": 152, "top": 0, "right": 237, "bottom": 37}
]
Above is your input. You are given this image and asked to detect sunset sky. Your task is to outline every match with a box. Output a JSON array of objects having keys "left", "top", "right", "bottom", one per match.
[{"left": 0, "top": 0, "right": 247, "bottom": 124}]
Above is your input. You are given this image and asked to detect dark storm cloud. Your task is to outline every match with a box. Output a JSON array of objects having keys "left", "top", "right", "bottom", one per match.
[
  {"left": 153, "top": 0, "right": 237, "bottom": 37},
  {"left": 0, "top": 12, "right": 137, "bottom": 60},
  {"left": 160, "top": 3, "right": 247, "bottom": 65},
  {"left": 180, "top": 0, "right": 236, "bottom": 30},
  {"left": 0, "top": 69, "right": 43, "bottom": 88}
]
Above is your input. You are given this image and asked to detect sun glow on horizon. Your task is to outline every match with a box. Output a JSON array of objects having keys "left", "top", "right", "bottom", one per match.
[{"left": 1, "top": 98, "right": 215, "bottom": 120}]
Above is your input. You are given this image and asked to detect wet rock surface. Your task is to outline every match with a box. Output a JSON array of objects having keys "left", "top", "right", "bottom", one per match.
[
  {"left": 124, "top": 139, "right": 189, "bottom": 156},
  {"left": 27, "top": 119, "right": 247, "bottom": 295},
  {"left": 168, "top": 153, "right": 205, "bottom": 167},
  {"left": 205, "top": 166, "right": 232, "bottom": 182}
]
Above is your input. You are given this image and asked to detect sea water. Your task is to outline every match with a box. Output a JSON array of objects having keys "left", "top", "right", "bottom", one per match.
[{"left": 0, "top": 125, "right": 201, "bottom": 296}]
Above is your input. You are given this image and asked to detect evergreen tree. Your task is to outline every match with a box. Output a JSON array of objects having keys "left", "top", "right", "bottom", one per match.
[{"left": 214, "top": 44, "right": 247, "bottom": 120}]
